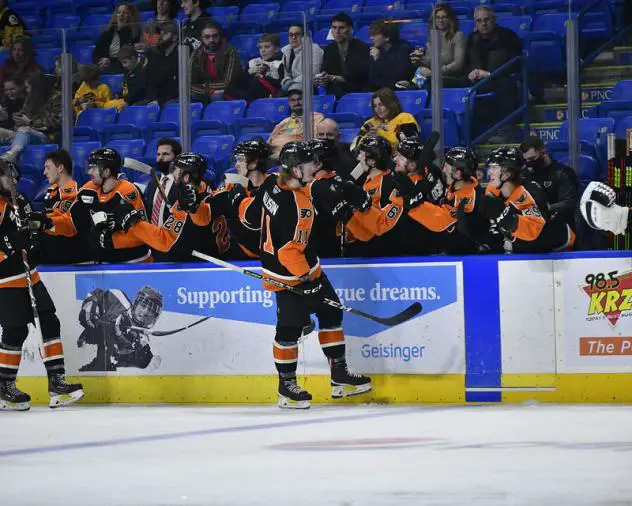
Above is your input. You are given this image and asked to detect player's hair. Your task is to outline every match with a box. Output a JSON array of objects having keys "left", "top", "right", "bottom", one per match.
[
  {"left": 371, "top": 87, "right": 402, "bottom": 121},
  {"left": 157, "top": 138, "right": 182, "bottom": 157},
  {"left": 288, "top": 88, "right": 302, "bottom": 99},
  {"left": 259, "top": 33, "right": 280, "bottom": 47},
  {"left": 331, "top": 12, "right": 353, "bottom": 28},
  {"left": 519, "top": 135, "right": 546, "bottom": 153},
  {"left": 44, "top": 148, "right": 73, "bottom": 175},
  {"left": 368, "top": 18, "right": 400, "bottom": 43}
]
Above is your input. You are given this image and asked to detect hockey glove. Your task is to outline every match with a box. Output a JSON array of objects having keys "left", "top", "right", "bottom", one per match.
[
  {"left": 0, "top": 229, "right": 29, "bottom": 256},
  {"left": 580, "top": 181, "right": 629, "bottom": 235},
  {"left": 113, "top": 201, "right": 143, "bottom": 233},
  {"left": 482, "top": 195, "right": 518, "bottom": 233},
  {"left": 392, "top": 173, "right": 425, "bottom": 210},
  {"left": 178, "top": 183, "right": 199, "bottom": 213},
  {"left": 27, "top": 211, "right": 53, "bottom": 232},
  {"left": 228, "top": 185, "right": 247, "bottom": 208},
  {"left": 91, "top": 223, "right": 114, "bottom": 250},
  {"left": 341, "top": 181, "right": 371, "bottom": 212}
]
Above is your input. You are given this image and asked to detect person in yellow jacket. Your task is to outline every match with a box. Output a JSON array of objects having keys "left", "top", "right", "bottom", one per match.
[
  {"left": 73, "top": 64, "right": 112, "bottom": 117},
  {"left": 353, "top": 87, "right": 419, "bottom": 150}
]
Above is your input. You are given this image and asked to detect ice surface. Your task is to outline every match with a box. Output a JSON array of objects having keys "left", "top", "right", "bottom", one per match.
[{"left": 1, "top": 404, "right": 631, "bottom": 506}]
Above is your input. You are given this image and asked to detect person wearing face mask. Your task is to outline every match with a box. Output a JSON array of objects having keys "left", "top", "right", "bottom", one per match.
[
  {"left": 316, "top": 118, "right": 355, "bottom": 180},
  {"left": 520, "top": 135, "right": 578, "bottom": 233},
  {"left": 145, "top": 21, "right": 179, "bottom": 106},
  {"left": 190, "top": 21, "right": 244, "bottom": 103}
]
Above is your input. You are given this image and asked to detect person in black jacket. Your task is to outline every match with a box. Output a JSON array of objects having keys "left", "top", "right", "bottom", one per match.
[
  {"left": 316, "top": 12, "right": 370, "bottom": 98},
  {"left": 464, "top": 6, "right": 522, "bottom": 142},
  {"left": 92, "top": 3, "right": 142, "bottom": 74},
  {"left": 315, "top": 118, "right": 355, "bottom": 180},
  {"left": 367, "top": 18, "right": 414, "bottom": 91},
  {"left": 145, "top": 21, "right": 179, "bottom": 106},
  {"left": 519, "top": 135, "right": 578, "bottom": 231},
  {"left": 116, "top": 45, "right": 149, "bottom": 106},
  {"left": 181, "top": 0, "right": 211, "bottom": 51}
]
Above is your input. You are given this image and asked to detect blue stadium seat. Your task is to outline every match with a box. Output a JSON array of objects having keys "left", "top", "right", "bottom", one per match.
[
  {"left": 615, "top": 116, "right": 632, "bottom": 139},
  {"left": 33, "top": 180, "right": 51, "bottom": 205},
  {"left": 611, "top": 80, "right": 632, "bottom": 101},
  {"left": 335, "top": 93, "right": 373, "bottom": 119},
  {"left": 0, "top": 52, "right": 11, "bottom": 67},
  {"left": 321, "top": 0, "right": 363, "bottom": 13},
  {"left": 313, "top": 94, "right": 336, "bottom": 114},
  {"left": 314, "top": 27, "right": 331, "bottom": 45},
  {"left": 145, "top": 138, "right": 181, "bottom": 157},
  {"left": 117, "top": 104, "right": 161, "bottom": 130},
  {"left": 594, "top": 101, "right": 632, "bottom": 127},
  {"left": 160, "top": 103, "right": 204, "bottom": 124},
  {"left": 241, "top": 3, "right": 281, "bottom": 17},
  {"left": 204, "top": 100, "right": 247, "bottom": 124},
  {"left": 497, "top": 15, "right": 532, "bottom": 36},
  {"left": 247, "top": 98, "right": 290, "bottom": 122},
  {"left": 35, "top": 48, "right": 62, "bottom": 72},
  {"left": 102, "top": 124, "right": 142, "bottom": 144},
  {"left": 73, "top": 126, "right": 100, "bottom": 142},
  {"left": 100, "top": 74, "right": 125, "bottom": 94},
  {"left": 326, "top": 112, "right": 363, "bottom": 129},
  {"left": 192, "top": 120, "right": 229, "bottom": 139},
  {"left": 416, "top": 108, "right": 460, "bottom": 146},
  {"left": 72, "top": 44, "right": 96, "bottom": 65},
  {"left": 106, "top": 139, "right": 146, "bottom": 160},
  {"left": 192, "top": 135, "right": 236, "bottom": 172},
  {"left": 21, "top": 144, "right": 59, "bottom": 170},
  {"left": 458, "top": 19, "right": 476, "bottom": 36},
  {"left": 231, "top": 34, "right": 262, "bottom": 60},
  {"left": 76, "top": 0, "right": 114, "bottom": 17},
  {"left": 533, "top": 13, "right": 577, "bottom": 33},
  {"left": 489, "top": 3, "right": 521, "bottom": 16},
  {"left": 72, "top": 141, "right": 102, "bottom": 172},
  {"left": 399, "top": 22, "right": 428, "bottom": 43},
  {"left": 281, "top": 0, "right": 320, "bottom": 14},
  {"left": 48, "top": 14, "right": 81, "bottom": 30},
  {"left": 338, "top": 128, "right": 357, "bottom": 144},
  {"left": 75, "top": 108, "right": 118, "bottom": 133},
  {"left": 230, "top": 118, "right": 274, "bottom": 138},
  {"left": 20, "top": 14, "right": 41, "bottom": 30},
  {"left": 556, "top": 117, "right": 615, "bottom": 167},
  {"left": 523, "top": 32, "right": 565, "bottom": 73},
  {"left": 143, "top": 123, "right": 179, "bottom": 142},
  {"left": 209, "top": 6, "right": 240, "bottom": 20},
  {"left": 395, "top": 90, "right": 428, "bottom": 115},
  {"left": 236, "top": 133, "right": 270, "bottom": 144},
  {"left": 80, "top": 14, "right": 112, "bottom": 30},
  {"left": 560, "top": 154, "right": 600, "bottom": 181},
  {"left": 17, "top": 176, "right": 38, "bottom": 202}
]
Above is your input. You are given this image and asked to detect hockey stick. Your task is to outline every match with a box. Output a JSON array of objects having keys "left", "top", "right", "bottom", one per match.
[
  {"left": 129, "top": 315, "right": 212, "bottom": 337},
  {"left": 192, "top": 250, "right": 422, "bottom": 327},
  {"left": 123, "top": 157, "right": 171, "bottom": 215}
]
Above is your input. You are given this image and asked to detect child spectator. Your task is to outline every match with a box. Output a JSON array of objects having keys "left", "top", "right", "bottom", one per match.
[
  {"left": 73, "top": 64, "right": 112, "bottom": 116},
  {"left": 103, "top": 45, "right": 149, "bottom": 111},
  {"left": 247, "top": 33, "right": 284, "bottom": 100}
]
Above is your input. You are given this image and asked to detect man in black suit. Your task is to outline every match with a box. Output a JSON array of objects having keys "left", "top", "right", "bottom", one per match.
[
  {"left": 315, "top": 13, "right": 370, "bottom": 98},
  {"left": 143, "top": 137, "right": 182, "bottom": 231}
]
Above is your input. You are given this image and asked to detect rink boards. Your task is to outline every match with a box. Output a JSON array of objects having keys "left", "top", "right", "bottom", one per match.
[{"left": 13, "top": 251, "right": 632, "bottom": 404}]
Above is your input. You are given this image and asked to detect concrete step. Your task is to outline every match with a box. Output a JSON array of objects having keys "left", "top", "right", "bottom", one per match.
[
  {"left": 529, "top": 102, "right": 598, "bottom": 122},
  {"left": 614, "top": 46, "right": 632, "bottom": 66},
  {"left": 581, "top": 64, "right": 632, "bottom": 83}
]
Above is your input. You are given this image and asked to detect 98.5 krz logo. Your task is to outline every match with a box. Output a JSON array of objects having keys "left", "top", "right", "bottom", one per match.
[{"left": 581, "top": 270, "right": 632, "bottom": 326}]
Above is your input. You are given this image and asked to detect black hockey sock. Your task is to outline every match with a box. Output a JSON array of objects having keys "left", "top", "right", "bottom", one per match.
[
  {"left": 0, "top": 343, "right": 21, "bottom": 382},
  {"left": 318, "top": 328, "right": 346, "bottom": 360}
]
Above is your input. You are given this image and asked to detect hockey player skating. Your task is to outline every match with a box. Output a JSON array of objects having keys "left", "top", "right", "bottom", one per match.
[
  {"left": 260, "top": 141, "right": 371, "bottom": 409},
  {"left": 78, "top": 285, "right": 163, "bottom": 371},
  {"left": 0, "top": 160, "right": 83, "bottom": 410}
]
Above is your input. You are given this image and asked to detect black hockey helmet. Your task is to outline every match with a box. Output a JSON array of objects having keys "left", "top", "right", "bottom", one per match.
[
  {"left": 279, "top": 141, "right": 315, "bottom": 170},
  {"left": 87, "top": 147, "right": 122, "bottom": 177},
  {"left": 174, "top": 153, "right": 207, "bottom": 185},
  {"left": 233, "top": 137, "right": 271, "bottom": 168},
  {"left": 307, "top": 139, "right": 335, "bottom": 166},
  {"left": 487, "top": 146, "right": 524, "bottom": 182},
  {"left": 397, "top": 137, "right": 435, "bottom": 167},
  {"left": 358, "top": 135, "right": 392, "bottom": 168},
  {"left": 132, "top": 285, "right": 163, "bottom": 328},
  {"left": 445, "top": 146, "right": 478, "bottom": 179}
]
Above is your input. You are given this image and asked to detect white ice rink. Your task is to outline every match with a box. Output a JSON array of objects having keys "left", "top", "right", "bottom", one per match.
[{"left": 1, "top": 404, "right": 631, "bottom": 506}]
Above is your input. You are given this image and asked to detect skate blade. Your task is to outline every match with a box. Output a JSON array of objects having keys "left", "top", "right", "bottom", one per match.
[
  {"left": 49, "top": 389, "right": 85, "bottom": 409},
  {"left": 278, "top": 395, "right": 311, "bottom": 409},
  {"left": 331, "top": 383, "right": 372, "bottom": 399},
  {"left": 0, "top": 400, "right": 30, "bottom": 411}
]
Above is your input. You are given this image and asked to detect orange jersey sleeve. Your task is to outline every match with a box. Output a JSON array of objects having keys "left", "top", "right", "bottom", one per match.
[
  {"left": 346, "top": 190, "right": 405, "bottom": 240},
  {"left": 508, "top": 186, "right": 546, "bottom": 242},
  {"left": 48, "top": 211, "right": 78, "bottom": 237},
  {"left": 125, "top": 210, "right": 188, "bottom": 253}
]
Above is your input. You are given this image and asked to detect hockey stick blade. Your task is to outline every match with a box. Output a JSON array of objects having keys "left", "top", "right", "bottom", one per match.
[
  {"left": 123, "top": 157, "right": 153, "bottom": 175},
  {"left": 192, "top": 251, "right": 423, "bottom": 327}
]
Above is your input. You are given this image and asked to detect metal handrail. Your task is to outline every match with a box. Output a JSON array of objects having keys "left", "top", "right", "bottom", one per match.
[{"left": 581, "top": 24, "right": 632, "bottom": 69}]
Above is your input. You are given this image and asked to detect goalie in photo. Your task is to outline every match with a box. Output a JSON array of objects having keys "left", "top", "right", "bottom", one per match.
[{"left": 77, "top": 285, "right": 164, "bottom": 372}]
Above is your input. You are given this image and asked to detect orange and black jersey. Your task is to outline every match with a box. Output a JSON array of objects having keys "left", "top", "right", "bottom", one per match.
[
  {"left": 49, "top": 178, "right": 151, "bottom": 263},
  {"left": 310, "top": 171, "right": 346, "bottom": 258},
  {"left": 259, "top": 180, "right": 320, "bottom": 291},
  {"left": 125, "top": 181, "right": 232, "bottom": 261},
  {"left": 44, "top": 181, "right": 78, "bottom": 214},
  {"left": 0, "top": 196, "right": 41, "bottom": 289}
]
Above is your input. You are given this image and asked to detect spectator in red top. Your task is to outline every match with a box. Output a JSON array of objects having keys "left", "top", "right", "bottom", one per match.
[
  {"left": 0, "top": 36, "right": 43, "bottom": 88},
  {"left": 190, "top": 21, "right": 244, "bottom": 103}
]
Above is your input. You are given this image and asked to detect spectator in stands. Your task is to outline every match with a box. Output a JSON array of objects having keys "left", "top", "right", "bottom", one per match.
[
  {"left": 54, "top": 55, "right": 81, "bottom": 94},
  {"left": 93, "top": 3, "right": 142, "bottom": 74},
  {"left": 144, "top": 138, "right": 182, "bottom": 233},
  {"left": 247, "top": 33, "right": 284, "bottom": 100},
  {"left": 0, "top": 36, "right": 43, "bottom": 88},
  {"left": 0, "top": 72, "right": 61, "bottom": 163},
  {"left": 280, "top": 24, "right": 324, "bottom": 94},
  {"left": 139, "top": 0, "right": 179, "bottom": 52},
  {"left": 0, "top": 0, "right": 25, "bottom": 50},
  {"left": 353, "top": 87, "right": 419, "bottom": 149},
  {"left": 0, "top": 76, "right": 24, "bottom": 137},
  {"left": 73, "top": 64, "right": 112, "bottom": 116},
  {"left": 317, "top": 12, "right": 370, "bottom": 98},
  {"left": 268, "top": 89, "right": 324, "bottom": 158},
  {"left": 103, "top": 45, "right": 149, "bottom": 111},
  {"left": 181, "top": 0, "right": 211, "bottom": 51},
  {"left": 146, "top": 21, "right": 179, "bottom": 105},
  {"left": 520, "top": 135, "right": 578, "bottom": 231},
  {"left": 190, "top": 21, "right": 244, "bottom": 103},
  {"left": 463, "top": 6, "right": 522, "bottom": 142},
  {"left": 316, "top": 118, "right": 356, "bottom": 178},
  {"left": 403, "top": 4, "right": 466, "bottom": 90},
  {"left": 368, "top": 18, "right": 414, "bottom": 91}
]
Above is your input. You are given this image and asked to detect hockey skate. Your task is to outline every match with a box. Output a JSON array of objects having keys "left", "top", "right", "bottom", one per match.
[
  {"left": 48, "top": 374, "right": 84, "bottom": 408},
  {"left": 278, "top": 376, "right": 312, "bottom": 409},
  {"left": 330, "top": 359, "right": 372, "bottom": 399},
  {"left": 0, "top": 380, "right": 30, "bottom": 411}
]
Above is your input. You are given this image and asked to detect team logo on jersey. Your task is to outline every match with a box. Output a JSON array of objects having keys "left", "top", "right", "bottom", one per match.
[
  {"left": 127, "top": 191, "right": 138, "bottom": 201},
  {"left": 582, "top": 269, "right": 632, "bottom": 327},
  {"left": 81, "top": 195, "right": 95, "bottom": 204},
  {"left": 8, "top": 14, "right": 19, "bottom": 26},
  {"left": 63, "top": 187, "right": 74, "bottom": 194},
  {"left": 515, "top": 193, "right": 526, "bottom": 204},
  {"left": 300, "top": 209, "right": 312, "bottom": 219},
  {"left": 544, "top": 181, "right": 552, "bottom": 188}
]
